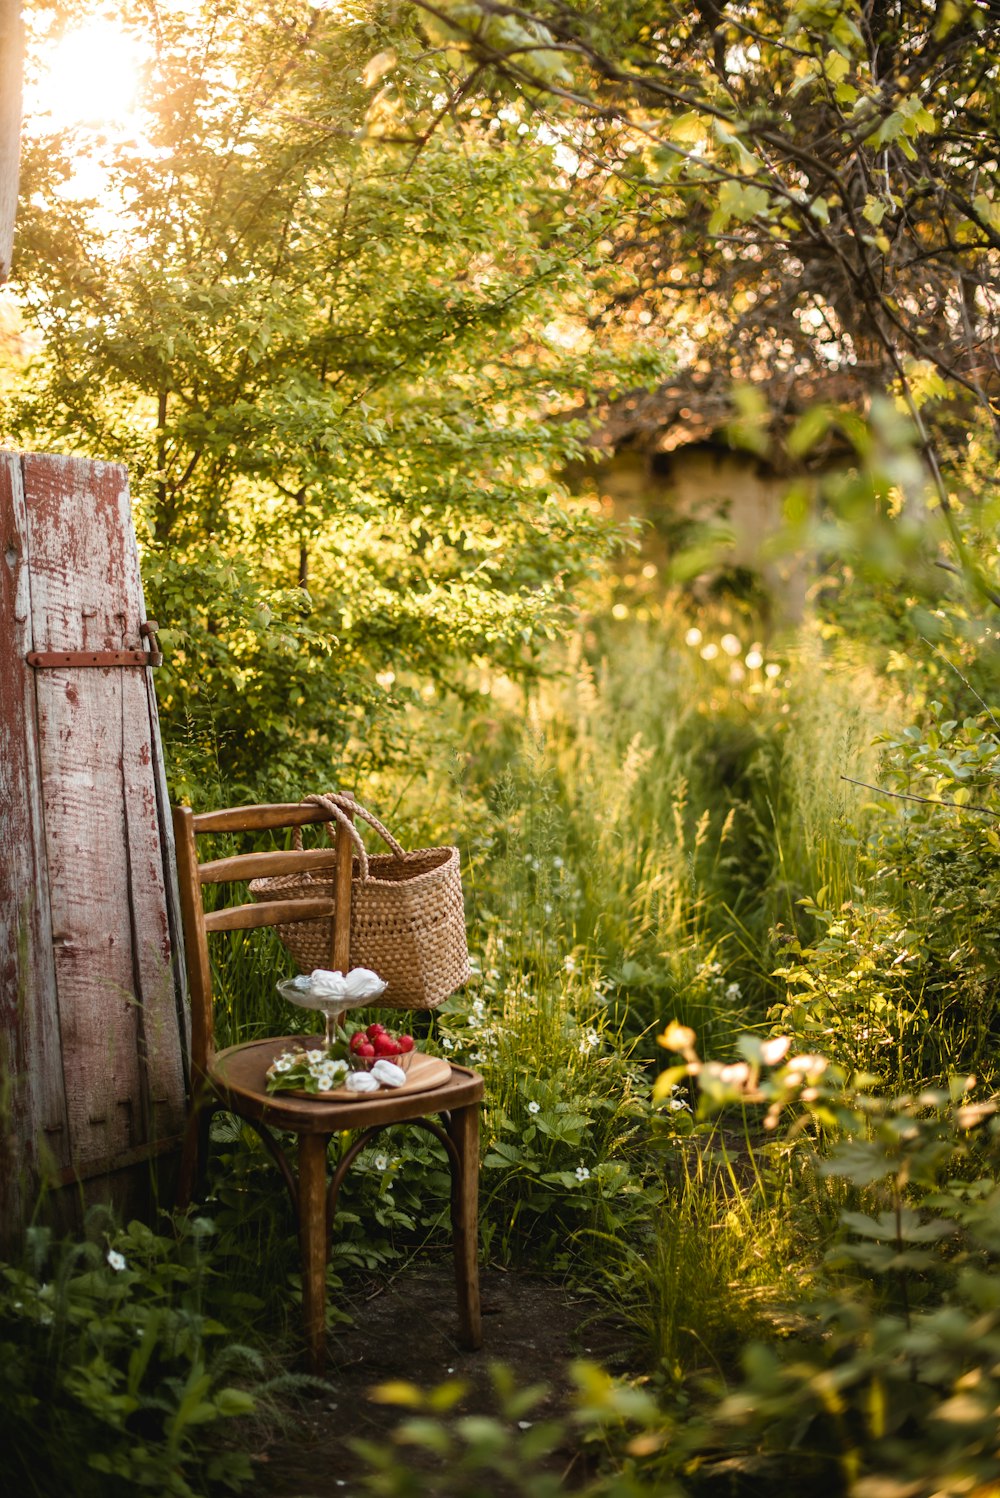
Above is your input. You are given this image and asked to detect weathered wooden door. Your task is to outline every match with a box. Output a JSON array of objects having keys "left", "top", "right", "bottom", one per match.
[{"left": 0, "top": 452, "right": 187, "bottom": 1240}]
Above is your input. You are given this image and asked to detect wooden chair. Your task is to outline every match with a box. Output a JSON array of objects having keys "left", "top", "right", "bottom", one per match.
[{"left": 171, "top": 798, "right": 484, "bottom": 1372}]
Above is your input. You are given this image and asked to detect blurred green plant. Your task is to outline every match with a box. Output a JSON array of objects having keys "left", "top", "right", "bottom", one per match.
[
  {"left": 352, "top": 1360, "right": 679, "bottom": 1498},
  {"left": 0, "top": 1211, "right": 289, "bottom": 1498}
]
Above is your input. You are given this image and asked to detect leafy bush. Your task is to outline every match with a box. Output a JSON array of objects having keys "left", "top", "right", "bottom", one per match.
[
  {"left": 772, "top": 700, "right": 1000, "bottom": 1087},
  {"left": 657, "top": 1030, "right": 1000, "bottom": 1496},
  {"left": 0, "top": 1213, "right": 271, "bottom": 1497}
]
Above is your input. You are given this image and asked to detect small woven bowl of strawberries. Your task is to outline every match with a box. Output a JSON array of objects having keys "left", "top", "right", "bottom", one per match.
[{"left": 347, "top": 1022, "right": 417, "bottom": 1072}]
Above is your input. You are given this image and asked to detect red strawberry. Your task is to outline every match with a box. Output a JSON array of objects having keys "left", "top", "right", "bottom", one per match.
[
  {"left": 366, "top": 1023, "right": 386, "bottom": 1040},
  {"left": 349, "top": 1031, "right": 367, "bottom": 1053},
  {"left": 373, "top": 1034, "right": 398, "bottom": 1057},
  {"left": 398, "top": 1034, "right": 415, "bottom": 1053},
  {"left": 357, "top": 1041, "right": 376, "bottom": 1059}
]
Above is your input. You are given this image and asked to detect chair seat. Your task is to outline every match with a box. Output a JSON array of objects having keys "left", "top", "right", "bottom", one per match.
[{"left": 208, "top": 1037, "right": 484, "bottom": 1133}]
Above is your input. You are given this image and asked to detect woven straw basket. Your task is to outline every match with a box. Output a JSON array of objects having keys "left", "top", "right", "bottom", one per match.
[{"left": 249, "top": 793, "right": 469, "bottom": 1010}]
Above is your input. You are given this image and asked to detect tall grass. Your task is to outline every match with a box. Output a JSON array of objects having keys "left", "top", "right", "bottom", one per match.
[
  {"left": 197, "top": 594, "right": 901, "bottom": 1378},
  {"left": 431, "top": 604, "right": 897, "bottom": 1058},
  {"left": 613, "top": 1138, "right": 809, "bottom": 1383}
]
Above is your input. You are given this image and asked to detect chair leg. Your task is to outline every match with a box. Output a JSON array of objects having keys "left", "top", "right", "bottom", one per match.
[
  {"left": 447, "top": 1104, "right": 482, "bottom": 1350},
  {"left": 298, "top": 1132, "right": 331, "bottom": 1374},
  {"left": 176, "top": 1089, "right": 214, "bottom": 1210}
]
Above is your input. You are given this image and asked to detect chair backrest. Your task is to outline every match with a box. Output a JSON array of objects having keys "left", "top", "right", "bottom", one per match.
[{"left": 172, "top": 801, "right": 355, "bottom": 1081}]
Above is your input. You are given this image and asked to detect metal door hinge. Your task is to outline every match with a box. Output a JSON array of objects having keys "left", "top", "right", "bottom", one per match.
[{"left": 26, "top": 620, "right": 163, "bottom": 669}]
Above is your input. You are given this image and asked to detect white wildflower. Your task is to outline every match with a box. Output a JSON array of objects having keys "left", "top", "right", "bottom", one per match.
[
  {"left": 761, "top": 1036, "right": 791, "bottom": 1066},
  {"left": 785, "top": 1053, "right": 828, "bottom": 1081},
  {"left": 106, "top": 1249, "right": 126, "bottom": 1272},
  {"left": 527, "top": 1101, "right": 540, "bottom": 1115},
  {"left": 374, "top": 1154, "right": 389, "bottom": 1172},
  {"left": 575, "top": 1166, "right": 590, "bottom": 1182}
]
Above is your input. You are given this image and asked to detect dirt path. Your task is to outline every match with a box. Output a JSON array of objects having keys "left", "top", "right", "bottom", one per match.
[{"left": 254, "top": 1261, "right": 633, "bottom": 1497}]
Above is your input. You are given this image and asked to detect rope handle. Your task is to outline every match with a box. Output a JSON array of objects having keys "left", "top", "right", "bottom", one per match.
[{"left": 291, "top": 792, "right": 408, "bottom": 881}]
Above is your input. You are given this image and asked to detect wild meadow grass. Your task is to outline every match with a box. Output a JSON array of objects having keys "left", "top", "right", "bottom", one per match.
[
  {"left": 198, "top": 598, "right": 904, "bottom": 1345},
  {"left": 194, "top": 590, "right": 1000, "bottom": 1491}
]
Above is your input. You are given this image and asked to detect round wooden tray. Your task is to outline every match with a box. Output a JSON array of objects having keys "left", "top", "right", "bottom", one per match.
[
  {"left": 333, "top": 1051, "right": 451, "bottom": 1102},
  {"left": 274, "top": 1051, "right": 452, "bottom": 1103}
]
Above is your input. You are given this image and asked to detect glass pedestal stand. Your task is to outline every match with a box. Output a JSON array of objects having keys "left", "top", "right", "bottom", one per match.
[{"left": 276, "top": 977, "right": 371, "bottom": 1048}]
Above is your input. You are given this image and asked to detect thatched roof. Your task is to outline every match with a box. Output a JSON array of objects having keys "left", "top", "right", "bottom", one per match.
[{"left": 590, "top": 369, "right": 877, "bottom": 459}]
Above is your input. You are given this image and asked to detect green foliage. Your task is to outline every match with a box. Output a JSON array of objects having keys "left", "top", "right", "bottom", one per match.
[
  {"left": 439, "top": 966, "right": 653, "bottom": 1268},
  {"left": 353, "top": 1361, "right": 677, "bottom": 1498},
  {"left": 204, "top": 1110, "right": 462, "bottom": 1307},
  {"left": 10, "top": 0, "right": 667, "bottom": 802},
  {"left": 770, "top": 694, "right": 1000, "bottom": 1086},
  {"left": 661, "top": 1034, "right": 1000, "bottom": 1497},
  {"left": 401, "top": 0, "right": 1000, "bottom": 441},
  {"left": 0, "top": 1213, "right": 270, "bottom": 1497},
  {"left": 449, "top": 593, "right": 894, "bottom": 1051},
  {"left": 11, "top": 7, "right": 1000, "bottom": 1497}
]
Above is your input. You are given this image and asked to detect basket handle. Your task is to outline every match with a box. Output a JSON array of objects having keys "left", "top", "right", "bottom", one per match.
[
  {"left": 318, "top": 792, "right": 408, "bottom": 861},
  {"left": 291, "top": 792, "right": 408, "bottom": 881}
]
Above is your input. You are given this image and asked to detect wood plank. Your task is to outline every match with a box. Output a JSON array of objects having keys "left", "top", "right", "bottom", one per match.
[
  {"left": 120, "top": 656, "right": 187, "bottom": 1144},
  {"left": 203, "top": 896, "right": 336, "bottom": 933},
  {"left": 192, "top": 803, "right": 340, "bottom": 834},
  {"left": 212, "top": 1040, "right": 483, "bottom": 1132},
  {"left": 22, "top": 454, "right": 185, "bottom": 1170},
  {"left": 134, "top": 547, "right": 190, "bottom": 1094},
  {"left": 0, "top": 454, "right": 70, "bottom": 1240},
  {"left": 55, "top": 1131, "right": 185, "bottom": 1188},
  {"left": 199, "top": 846, "right": 336, "bottom": 885}
]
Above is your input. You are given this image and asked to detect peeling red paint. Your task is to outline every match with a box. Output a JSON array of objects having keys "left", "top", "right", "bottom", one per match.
[{"left": 1, "top": 454, "right": 187, "bottom": 1238}]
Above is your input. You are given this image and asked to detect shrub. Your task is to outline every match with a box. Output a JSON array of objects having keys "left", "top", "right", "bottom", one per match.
[{"left": 0, "top": 1213, "right": 267, "bottom": 1497}]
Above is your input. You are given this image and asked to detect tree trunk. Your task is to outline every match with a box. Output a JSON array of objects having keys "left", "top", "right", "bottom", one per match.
[{"left": 0, "top": 2, "right": 22, "bottom": 284}]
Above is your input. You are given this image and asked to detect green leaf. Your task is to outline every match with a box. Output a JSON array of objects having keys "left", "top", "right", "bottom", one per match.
[{"left": 708, "top": 180, "right": 771, "bottom": 234}]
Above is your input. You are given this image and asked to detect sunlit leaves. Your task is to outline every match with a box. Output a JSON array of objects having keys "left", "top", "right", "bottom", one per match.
[{"left": 8, "top": 0, "right": 671, "bottom": 798}]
